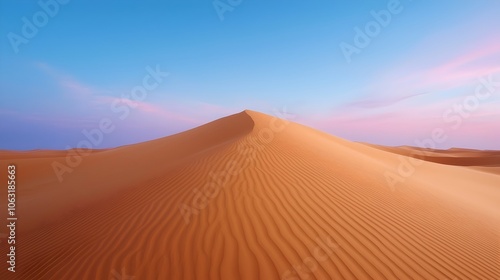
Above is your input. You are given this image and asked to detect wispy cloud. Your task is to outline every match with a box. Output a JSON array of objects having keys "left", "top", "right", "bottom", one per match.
[
  {"left": 311, "top": 41, "right": 500, "bottom": 149},
  {"left": 346, "top": 91, "right": 431, "bottom": 109},
  {"left": 92, "top": 95, "right": 200, "bottom": 124},
  {"left": 389, "top": 42, "right": 500, "bottom": 93},
  {"left": 35, "top": 62, "right": 98, "bottom": 98},
  {"left": 35, "top": 62, "right": 196, "bottom": 122},
  {"left": 403, "top": 57, "right": 500, "bottom": 92},
  {"left": 340, "top": 41, "right": 500, "bottom": 113}
]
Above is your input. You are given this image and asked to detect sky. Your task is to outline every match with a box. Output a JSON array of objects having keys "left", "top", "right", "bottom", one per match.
[{"left": 1, "top": 0, "right": 499, "bottom": 150}]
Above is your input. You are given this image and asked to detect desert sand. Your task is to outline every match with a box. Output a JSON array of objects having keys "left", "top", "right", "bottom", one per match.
[{"left": 0, "top": 110, "right": 499, "bottom": 279}]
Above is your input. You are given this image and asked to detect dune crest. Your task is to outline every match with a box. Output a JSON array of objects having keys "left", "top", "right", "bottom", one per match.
[{"left": 1, "top": 110, "right": 499, "bottom": 279}]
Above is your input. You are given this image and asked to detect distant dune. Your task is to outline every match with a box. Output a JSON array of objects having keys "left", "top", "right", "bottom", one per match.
[{"left": 1, "top": 110, "right": 499, "bottom": 279}]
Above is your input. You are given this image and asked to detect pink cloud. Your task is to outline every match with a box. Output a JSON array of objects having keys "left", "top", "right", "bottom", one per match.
[
  {"left": 346, "top": 91, "right": 431, "bottom": 109},
  {"left": 59, "top": 80, "right": 94, "bottom": 97},
  {"left": 36, "top": 62, "right": 201, "bottom": 124},
  {"left": 323, "top": 41, "right": 500, "bottom": 146},
  {"left": 36, "top": 62, "right": 97, "bottom": 98},
  {"left": 432, "top": 43, "right": 500, "bottom": 75},
  {"left": 355, "top": 41, "right": 500, "bottom": 110},
  {"left": 307, "top": 87, "right": 500, "bottom": 149},
  {"left": 92, "top": 96, "right": 200, "bottom": 124}
]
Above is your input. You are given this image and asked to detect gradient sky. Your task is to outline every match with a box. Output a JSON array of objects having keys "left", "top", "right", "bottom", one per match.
[{"left": 1, "top": 0, "right": 499, "bottom": 150}]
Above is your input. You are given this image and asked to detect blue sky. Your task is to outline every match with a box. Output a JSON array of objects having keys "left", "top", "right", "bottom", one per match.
[{"left": 1, "top": 0, "right": 499, "bottom": 150}]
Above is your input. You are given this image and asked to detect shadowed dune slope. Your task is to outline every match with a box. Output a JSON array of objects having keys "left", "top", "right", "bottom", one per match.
[{"left": 0, "top": 110, "right": 499, "bottom": 280}]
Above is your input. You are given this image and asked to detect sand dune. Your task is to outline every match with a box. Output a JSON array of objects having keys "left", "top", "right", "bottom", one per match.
[
  {"left": 368, "top": 144, "right": 500, "bottom": 167},
  {"left": 1, "top": 110, "right": 499, "bottom": 280}
]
